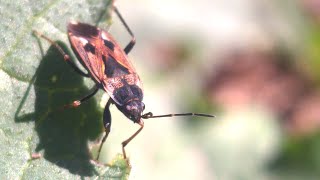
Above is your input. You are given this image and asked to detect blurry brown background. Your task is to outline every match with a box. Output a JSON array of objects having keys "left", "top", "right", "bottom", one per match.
[{"left": 96, "top": 0, "right": 320, "bottom": 179}]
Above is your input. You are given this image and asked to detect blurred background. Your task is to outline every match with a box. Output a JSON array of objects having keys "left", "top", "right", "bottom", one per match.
[{"left": 97, "top": 0, "right": 320, "bottom": 179}]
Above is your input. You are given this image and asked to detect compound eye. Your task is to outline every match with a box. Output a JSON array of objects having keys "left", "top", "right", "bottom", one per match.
[{"left": 142, "top": 102, "right": 145, "bottom": 110}]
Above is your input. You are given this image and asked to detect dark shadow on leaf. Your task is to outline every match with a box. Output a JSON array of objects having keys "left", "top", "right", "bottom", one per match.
[{"left": 15, "top": 41, "right": 103, "bottom": 176}]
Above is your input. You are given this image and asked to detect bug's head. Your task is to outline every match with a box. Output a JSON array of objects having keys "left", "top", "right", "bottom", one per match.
[{"left": 118, "top": 100, "right": 145, "bottom": 123}]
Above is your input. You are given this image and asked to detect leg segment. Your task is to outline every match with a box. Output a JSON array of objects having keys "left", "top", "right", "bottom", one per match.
[
  {"left": 113, "top": 7, "right": 136, "bottom": 54},
  {"left": 65, "top": 86, "right": 99, "bottom": 108},
  {"left": 122, "top": 120, "right": 144, "bottom": 159},
  {"left": 96, "top": 98, "right": 113, "bottom": 160},
  {"left": 33, "top": 30, "right": 90, "bottom": 77}
]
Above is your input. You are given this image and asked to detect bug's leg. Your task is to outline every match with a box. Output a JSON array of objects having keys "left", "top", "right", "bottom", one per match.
[
  {"left": 65, "top": 86, "right": 99, "bottom": 109},
  {"left": 113, "top": 7, "right": 136, "bottom": 54},
  {"left": 122, "top": 120, "right": 144, "bottom": 159},
  {"left": 32, "top": 30, "right": 90, "bottom": 77},
  {"left": 96, "top": 98, "right": 112, "bottom": 160}
]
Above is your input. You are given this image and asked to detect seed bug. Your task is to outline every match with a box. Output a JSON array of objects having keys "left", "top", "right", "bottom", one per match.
[{"left": 33, "top": 5, "right": 214, "bottom": 161}]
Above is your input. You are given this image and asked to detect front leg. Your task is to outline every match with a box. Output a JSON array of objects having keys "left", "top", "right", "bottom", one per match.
[{"left": 96, "top": 98, "right": 112, "bottom": 160}]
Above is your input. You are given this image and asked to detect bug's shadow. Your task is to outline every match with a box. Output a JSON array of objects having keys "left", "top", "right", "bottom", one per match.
[{"left": 15, "top": 42, "right": 103, "bottom": 176}]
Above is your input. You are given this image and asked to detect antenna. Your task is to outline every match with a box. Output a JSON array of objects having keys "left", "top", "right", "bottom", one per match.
[{"left": 141, "top": 112, "right": 215, "bottom": 119}]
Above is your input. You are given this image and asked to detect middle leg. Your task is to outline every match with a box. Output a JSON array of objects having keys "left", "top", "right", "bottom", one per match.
[
  {"left": 64, "top": 86, "right": 99, "bottom": 109},
  {"left": 96, "top": 98, "right": 113, "bottom": 160}
]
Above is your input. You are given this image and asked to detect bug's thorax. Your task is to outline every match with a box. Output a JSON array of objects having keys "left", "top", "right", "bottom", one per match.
[{"left": 105, "top": 74, "right": 143, "bottom": 123}]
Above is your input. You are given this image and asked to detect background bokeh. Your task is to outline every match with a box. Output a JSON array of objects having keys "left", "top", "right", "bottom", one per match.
[{"left": 102, "top": 0, "right": 320, "bottom": 179}]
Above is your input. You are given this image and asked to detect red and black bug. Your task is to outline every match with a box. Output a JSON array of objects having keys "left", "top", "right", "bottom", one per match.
[{"left": 33, "top": 5, "right": 214, "bottom": 160}]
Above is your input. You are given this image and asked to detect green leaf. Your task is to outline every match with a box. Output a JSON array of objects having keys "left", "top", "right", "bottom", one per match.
[{"left": 0, "top": 0, "right": 130, "bottom": 179}]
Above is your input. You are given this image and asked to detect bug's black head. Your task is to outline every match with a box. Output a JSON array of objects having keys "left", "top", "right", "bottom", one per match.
[{"left": 117, "top": 100, "right": 145, "bottom": 123}]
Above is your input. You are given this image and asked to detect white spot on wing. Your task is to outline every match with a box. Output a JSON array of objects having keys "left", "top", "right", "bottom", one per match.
[
  {"left": 70, "top": 20, "right": 78, "bottom": 25},
  {"left": 101, "top": 32, "right": 109, "bottom": 40},
  {"left": 79, "top": 37, "right": 88, "bottom": 45}
]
